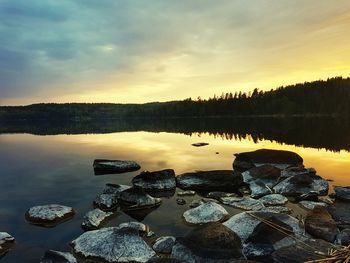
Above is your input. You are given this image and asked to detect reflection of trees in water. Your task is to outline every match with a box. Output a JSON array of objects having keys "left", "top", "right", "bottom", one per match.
[{"left": 1, "top": 117, "right": 350, "bottom": 152}]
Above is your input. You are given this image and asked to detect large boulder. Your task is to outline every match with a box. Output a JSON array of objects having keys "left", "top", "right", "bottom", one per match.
[
  {"left": 183, "top": 202, "right": 229, "bottom": 225},
  {"left": 71, "top": 226, "right": 156, "bottom": 262},
  {"left": 0, "top": 232, "right": 15, "bottom": 256},
  {"left": 334, "top": 186, "right": 350, "bottom": 202},
  {"left": 118, "top": 187, "right": 162, "bottom": 210},
  {"left": 233, "top": 149, "right": 303, "bottom": 171},
  {"left": 132, "top": 169, "right": 176, "bottom": 192},
  {"left": 305, "top": 206, "right": 339, "bottom": 242},
  {"left": 81, "top": 208, "right": 113, "bottom": 230},
  {"left": 171, "top": 222, "right": 244, "bottom": 262},
  {"left": 93, "top": 159, "right": 140, "bottom": 175},
  {"left": 40, "top": 250, "right": 77, "bottom": 263},
  {"left": 25, "top": 204, "right": 74, "bottom": 227},
  {"left": 176, "top": 170, "right": 243, "bottom": 192}
]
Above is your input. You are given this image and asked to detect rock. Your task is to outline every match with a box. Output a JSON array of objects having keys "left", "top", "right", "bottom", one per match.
[
  {"left": 93, "top": 159, "right": 141, "bottom": 175},
  {"left": 258, "top": 206, "right": 292, "bottom": 214},
  {"left": 335, "top": 186, "right": 350, "bottom": 202},
  {"left": 132, "top": 169, "right": 176, "bottom": 192},
  {"left": 189, "top": 199, "right": 204, "bottom": 208},
  {"left": 336, "top": 228, "right": 350, "bottom": 245},
  {"left": 259, "top": 194, "right": 288, "bottom": 206},
  {"left": 305, "top": 206, "right": 339, "bottom": 242},
  {"left": 71, "top": 226, "right": 155, "bottom": 262},
  {"left": 147, "top": 258, "right": 183, "bottom": 263},
  {"left": 25, "top": 204, "right": 74, "bottom": 227},
  {"left": 93, "top": 193, "right": 118, "bottom": 211},
  {"left": 118, "top": 187, "right": 162, "bottom": 210},
  {"left": 327, "top": 200, "right": 350, "bottom": 229},
  {"left": 103, "top": 184, "right": 131, "bottom": 196},
  {"left": 272, "top": 238, "right": 336, "bottom": 263},
  {"left": 248, "top": 181, "right": 273, "bottom": 198},
  {"left": 273, "top": 172, "right": 329, "bottom": 197},
  {"left": 183, "top": 202, "right": 229, "bottom": 225},
  {"left": 81, "top": 208, "right": 113, "bottom": 230},
  {"left": 233, "top": 149, "right": 303, "bottom": 171},
  {"left": 176, "top": 198, "right": 186, "bottom": 205},
  {"left": 177, "top": 190, "right": 196, "bottom": 196},
  {"left": 220, "top": 197, "right": 264, "bottom": 211},
  {"left": 299, "top": 201, "right": 328, "bottom": 210},
  {"left": 153, "top": 236, "right": 176, "bottom": 254},
  {"left": 207, "top": 191, "right": 238, "bottom": 200},
  {"left": 0, "top": 232, "right": 15, "bottom": 256},
  {"left": 176, "top": 170, "right": 243, "bottom": 192},
  {"left": 171, "top": 222, "right": 243, "bottom": 262},
  {"left": 40, "top": 250, "right": 77, "bottom": 263},
  {"left": 192, "top": 142, "right": 209, "bottom": 147},
  {"left": 295, "top": 191, "right": 319, "bottom": 202},
  {"left": 280, "top": 166, "right": 316, "bottom": 178},
  {"left": 118, "top": 221, "right": 150, "bottom": 235},
  {"left": 318, "top": 196, "right": 334, "bottom": 205}
]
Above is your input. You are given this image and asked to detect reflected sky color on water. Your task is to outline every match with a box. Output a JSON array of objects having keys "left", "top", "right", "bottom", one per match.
[{"left": 0, "top": 131, "right": 349, "bottom": 262}]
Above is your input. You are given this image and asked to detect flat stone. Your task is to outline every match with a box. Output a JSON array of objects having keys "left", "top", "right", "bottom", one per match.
[
  {"left": 93, "top": 193, "right": 118, "bottom": 211},
  {"left": 183, "top": 202, "right": 229, "bottom": 224},
  {"left": 25, "top": 204, "right": 74, "bottom": 227},
  {"left": 0, "top": 232, "right": 15, "bottom": 256},
  {"left": 153, "top": 236, "right": 176, "bottom": 254},
  {"left": 71, "top": 226, "right": 156, "bottom": 262},
  {"left": 207, "top": 191, "right": 238, "bottom": 200},
  {"left": 132, "top": 169, "right": 176, "bottom": 191},
  {"left": 81, "top": 208, "right": 113, "bottom": 230},
  {"left": 335, "top": 186, "right": 350, "bottom": 202},
  {"left": 176, "top": 170, "right": 243, "bottom": 192},
  {"left": 118, "top": 187, "right": 162, "bottom": 210},
  {"left": 259, "top": 194, "right": 288, "bottom": 206},
  {"left": 258, "top": 206, "right": 292, "bottom": 214},
  {"left": 40, "top": 250, "right": 77, "bottom": 263},
  {"left": 177, "top": 190, "right": 196, "bottom": 196},
  {"left": 93, "top": 159, "right": 141, "bottom": 175},
  {"left": 220, "top": 197, "right": 264, "bottom": 211},
  {"left": 299, "top": 201, "right": 328, "bottom": 210}
]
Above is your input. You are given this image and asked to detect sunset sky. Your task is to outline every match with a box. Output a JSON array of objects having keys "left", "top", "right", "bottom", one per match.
[{"left": 1, "top": 0, "right": 350, "bottom": 105}]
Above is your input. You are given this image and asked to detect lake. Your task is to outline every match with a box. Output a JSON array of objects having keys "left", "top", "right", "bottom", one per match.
[{"left": 0, "top": 117, "right": 350, "bottom": 262}]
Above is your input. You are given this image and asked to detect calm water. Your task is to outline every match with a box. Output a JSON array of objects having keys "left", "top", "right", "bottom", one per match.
[{"left": 1, "top": 122, "right": 350, "bottom": 262}]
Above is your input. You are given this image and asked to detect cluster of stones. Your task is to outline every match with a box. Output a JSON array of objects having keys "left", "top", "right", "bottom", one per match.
[{"left": 2, "top": 151, "right": 350, "bottom": 262}]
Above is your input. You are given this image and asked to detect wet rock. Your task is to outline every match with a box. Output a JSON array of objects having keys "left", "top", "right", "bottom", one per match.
[
  {"left": 103, "top": 184, "right": 131, "bottom": 196},
  {"left": 334, "top": 186, "right": 350, "bottom": 202},
  {"left": 81, "top": 208, "right": 113, "bottom": 230},
  {"left": 176, "top": 170, "right": 243, "bottom": 192},
  {"left": 233, "top": 149, "right": 303, "bottom": 171},
  {"left": 147, "top": 258, "right": 183, "bottom": 263},
  {"left": 192, "top": 142, "right": 209, "bottom": 147},
  {"left": 171, "top": 222, "right": 243, "bottom": 262},
  {"left": 189, "top": 199, "right": 204, "bottom": 208},
  {"left": 220, "top": 197, "right": 264, "bottom": 211},
  {"left": 258, "top": 206, "right": 292, "bottom": 214},
  {"left": 93, "top": 193, "right": 118, "bottom": 211},
  {"left": 119, "top": 187, "right": 162, "bottom": 210},
  {"left": 247, "top": 181, "right": 273, "bottom": 198},
  {"left": 183, "top": 202, "right": 229, "bottom": 225},
  {"left": 132, "top": 169, "right": 176, "bottom": 192},
  {"left": 299, "top": 201, "right": 328, "bottom": 210},
  {"left": 207, "top": 191, "right": 238, "bottom": 200},
  {"left": 93, "top": 159, "right": 141, "bottom": 175},
  {"left": 295, "top": 191, "right": 319, "bottom": 202},
  {"left": 177, "top": 190, "right": 196, "bottom": 196},
  {"left": 176, "top": 198, "right": 186, "bottom": 205},
  {"left": 336, "top": 228, "right": 350, "bottom": 245},
  {"left": 40, "top": 250, "right": 77, "bottom": 263},
  {"left": 280, "top": 166, "right": 316, "bottom": 178},
  {"left": 305, "top": 206, "right": 339, "bottom": 242},
  {"left": 318, "top": 196, "right": 334, "bottom": 205},
  {"left": 272, "top": 238, "right": 336, "bottom": 263},
  {"left": 327, "top": 200, "right": 350, "bottom": 228},
  {"left": 273, "top": 172, "right": 329, "bottom": 197},
  {"left": 71, "top": 226, "right": 155, "bottom": 262},
  {"left": 153, "top": 236, "right": 176, "bottom": 254},
  {"left": 0, "top": 232, "right": 15, "bottom": 256},
  {"left": 25, "top": 204, "right": 74, "bottom": 227},
  {"left": 259, "top": 194, "right": 288, "bottom": 206},
  {"left": 118, "top": 221, "right": 150, "bottom": 235}
]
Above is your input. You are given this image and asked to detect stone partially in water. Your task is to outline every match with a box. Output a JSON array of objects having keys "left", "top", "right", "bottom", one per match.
[
  {"left": 118, "top": 221, "right": 150, "bottom": 235},
  {"left": 0, "top": 232, "right": 15, "bottom": 256},
  {"left": 93, "top": 193, "right": 118, "bottom": 211},
  {"left": 192, "top": 142, "right": 209, "bottom": 147},
  {"left": 40, "top": 250, "right": 77, "bottom": 263},
  {"left": 153, "top": 236, "right": 176, "bottom": 254},
  {"left": 177, "top": 190, "right": 196, "bottom": 196},
  {"left": 336, "top": 228, "right": 350, "bottom": 245},
  {"left": 176, "top": 170, "right": 243, "bottom": 192},
  {"left": 81, "top": 208, "right": 113, "bottom": 230},
  {"left": 334, "top": 186, "right": 350, "bottom": 202},
  {"left": 176, "top": 198, "right": 186, "bottom": 205},
  {"left": 298, "top": 201, "right": 328, "bottom": 210},
  {"left": 207, "top": 191, "right": 238, "bottom": 200},
  {"left": 220, "top": 197, "right": 264, "bottom": 211},
  {"left": 71, "top": 226, "right": 156, "bottom": 263},
  {"left": 183, "top": 202, "right": 229, "bottom": 225},
  {"left": 25, "top": 204, "right": 74, "bottom": 227},
  {"left": 119, "top": 187, "right": 162, "bottom": 210},
  {"left": 259, "top": 194, "right": 288, "bottom": 206},
  {"left": 103, "top": 184, "right": 131, "bottom": 196},
  {"left": 93, "top": 159, "right": 141, "bottom": 175},
  {"left": 132, "top": 169, "right": 176, "bottom": 192}
]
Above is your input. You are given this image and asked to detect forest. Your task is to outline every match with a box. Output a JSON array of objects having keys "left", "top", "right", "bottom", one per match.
[{"left": 1, "top": 77, "right": 350, "bottom": 120}]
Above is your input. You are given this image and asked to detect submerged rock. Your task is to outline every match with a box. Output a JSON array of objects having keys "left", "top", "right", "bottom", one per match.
[
  {"left": 183, "top": 202, "right": 229, "bottom": 225},
  {"left": 132, "top": 169, "right": 176, "bottom": 192},
  {"left": 0, "top": 232, "right": 15, "bottom": 256},
  {"left": 153, "top": 236, "right": 176, "bottom": 254},
  {"left": 176, "top": 198, "right": 186, "bottom": 205},
  {"left": 334, "top": 186, "right": 350, "bottom": 202},
  {"left": 71, "top": 226, "right": 156, "bottom": 262},
  {"left": 93, "top": 193, "right": 118, "bottom": 211},
  {"left": 299, "top": 201, "right": 328, "bottom": 210},
  {"left": 259, "top": 194, "right": 288, "bottom": 206},
  {"left": 81, "top": 208, "right": 113, "bottom": 230},
  {"left": 176, "top": 170, "right": 243, "bottom": 192},
  {"left": 93, "top": 159, "right": 141, "bottom": 175},
  {"left": 40, "top": 250, "right": 77, "bottom": 263},
  {"left": 171, "top": 222, "right": 243, "bottom": 262},
  {"left": 220, "top": 197, "right": 264, "bottom": 211},
  {"left": 177, "top": 190, "right": 196, "bottom": 196},
  {"left": 233, "top": 149, "right": 303, "bottom": 171},
  {"left": 119, "top": 187, "right": 162, "bottom": 210},
  {"left": 25, "top": 204, "right": 74, "bottom": 227}
]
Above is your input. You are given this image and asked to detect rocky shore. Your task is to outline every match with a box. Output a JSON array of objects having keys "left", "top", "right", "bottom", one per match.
[{"left": 2, "top": 149, "right": 350, "bottom": 262}]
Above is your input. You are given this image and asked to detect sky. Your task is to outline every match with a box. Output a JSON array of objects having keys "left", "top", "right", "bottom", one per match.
[{"left": 1, "top": 0, "right": 350, "bottom": 105}]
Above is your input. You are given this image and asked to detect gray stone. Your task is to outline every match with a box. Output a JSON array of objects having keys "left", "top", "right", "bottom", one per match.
[
  {"left": 153, "top": 236, "right": 176, "bottom": 254},
  {"left": 299, "top": 201, "right": 328, "bottom": 210},
  {"left": 93, "top": 193, "right": 118, "bottom": 211},
  {"left": 258, "top": 206, "right": 292, "bottom": 214},
  {"left": 93, "top": 159, "right": 140, "bottom": 175},
  {"left": 119, "top": 187, "right": 162, "bottom": 210},
  {"left": 71, "top": 226, "right": 156, "bottom": 262},
  {"left": 0, "top": 232, "right": 15, "bottom": 256},
  {"left": 189, "top": 199, "right": 204, "bottom": 208},
  {"left": 81, "top": 208, "right": 113, "bottom": 230},
  {"left": 177, "top": 190, "right": 196, "bottom": 196},
  {"left": 335, "top": 186, "right": 350, "bottom": 202},
  {"left": 327, "top": 200, "right": 350, "bottom": 228},
  {"left": 103, "top": 184, "right": 131, "bottom": 196},
  {"left": 183, "top": 202, "right": 229, "bottom": 224},
  {"left": 336, "top": 228, "right": 350, "bottom": 245},
  {"left": 259, "top": 194, "right": 288, "bottom": 206},
  {"left": 280, "top": 166, "right": 316, "bottom": 178},
  {"left": 207, "top": 191, "right": 238, "bottom": 200},
  {"left": 25, "top": 204, "right": 74, "bottom": 227},
  {"left": 176, "top": 198, "right": 186, "bottom": 205},
  {"left": 220, "top": 197, "right": 264, "bottom": 211},
  {"left": 40, "top": 250, "right": 77, "bottom": 263},
  {"left": 118, "top": 221, "right": 149, "bottom": 235},
  {"left": 132, "top": 169, "right": 176, "bottom": 191}
]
